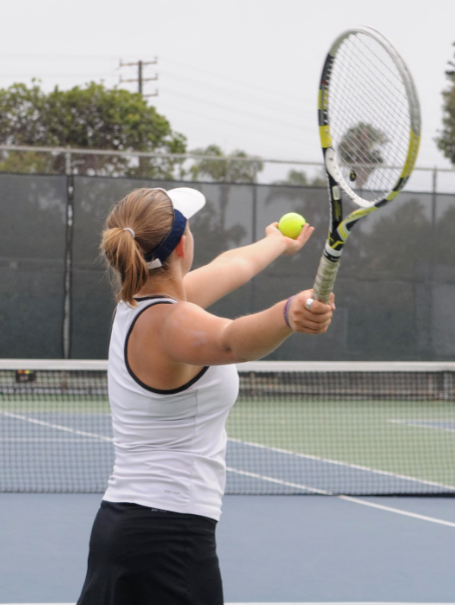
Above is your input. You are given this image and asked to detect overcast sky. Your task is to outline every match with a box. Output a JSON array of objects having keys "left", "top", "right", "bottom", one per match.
[{"left": 1, "top": 0, "right": 455, "bottom": 189}]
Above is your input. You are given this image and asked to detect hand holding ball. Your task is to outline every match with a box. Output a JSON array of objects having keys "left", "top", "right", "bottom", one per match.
[{"left": 278, "top": 212, "right": 306, "bottom": 239}]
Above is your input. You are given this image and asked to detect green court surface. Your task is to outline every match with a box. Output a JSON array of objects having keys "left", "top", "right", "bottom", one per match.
[
  {"left": 227, "top": 397, "right": 455, "bottom": 489},
  {"left": 2, "top": 376, "right": 455, "bottom": 494}
]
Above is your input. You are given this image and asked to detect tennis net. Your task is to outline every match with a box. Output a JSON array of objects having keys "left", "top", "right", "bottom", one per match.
[{"left": 1, "top": 360, "right": 454, "bottom": 495}]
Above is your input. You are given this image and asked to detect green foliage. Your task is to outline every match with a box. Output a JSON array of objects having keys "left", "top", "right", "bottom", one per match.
[
  {"left": 191, "top": 196, "right": 247, "bottom": 267},
  {"left": 0, "top": 150, "right": 53, "bottom": 174},
  {"left": 358, "top": 199, "right": 431, "bottom": 278},
  {"left": 338, "top": 122, "right": 388, "bottom": 187},
  {"left": 445, "top": 41, "right": 455, "bottom": 78},
  {"left": 274, "top": 169, "right": 326, "bottom": 187},
  {"left": 190, "top": 144, "right": 263, "bottom": 183},
  {"left": 0, "top": 82, "right": 186, "bottom": 177},
  {"left": 436, "top": 45, "right": 455, "bottom": 164}
]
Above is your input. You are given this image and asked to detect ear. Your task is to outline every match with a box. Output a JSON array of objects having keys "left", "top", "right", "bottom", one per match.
[{"left": 174, "top": 235, "right": 186, "bottom": 258}]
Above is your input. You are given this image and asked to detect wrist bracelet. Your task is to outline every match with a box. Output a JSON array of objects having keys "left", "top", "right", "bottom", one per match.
[{"left": 283, "top": 295, "right": 296, "bottom": 329}]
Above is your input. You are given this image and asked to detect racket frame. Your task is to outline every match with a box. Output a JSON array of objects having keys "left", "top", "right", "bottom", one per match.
[{"left": 313, "top": 26, "right": 421, "bottom": 303}]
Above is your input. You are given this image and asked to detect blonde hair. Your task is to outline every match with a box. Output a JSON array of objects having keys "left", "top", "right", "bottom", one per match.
[{"left": 101, "top": 188, "right": 174, "bottom": 305}]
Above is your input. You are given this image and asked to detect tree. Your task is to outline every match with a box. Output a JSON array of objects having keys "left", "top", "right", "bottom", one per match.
[
  {"left": 338, "top": 122, "right": 388, "bottom": 188},
  {"left": 0, "top": 82, "right": 186, "bottom": 178},
  {"left": 190, "top": 144, "right": 263, "bottom": 183},
  {"left": 444, "top": 42, "right": 455, "bottom": 78},
  {"left": 187, "top": 145, "right": 262, "bottom": 265},
  {"left": 436, "top": 43, "right": 455, "bottom": 164},
  {"left": 274, "top": 168, "right": 326, "bottom": 187}
]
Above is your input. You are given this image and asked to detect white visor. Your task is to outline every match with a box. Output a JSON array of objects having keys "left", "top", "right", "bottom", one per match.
[
  {"left": 144, "top": 187, "right": 206, "bottom": 270},
  {"left": 155, "top": 187, "right": 206, "bottom": 219}
]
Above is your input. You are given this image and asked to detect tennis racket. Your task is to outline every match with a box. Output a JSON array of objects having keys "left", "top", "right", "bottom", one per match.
[{"left": 312, "top": 26, "right": 421, "bottom": 303}]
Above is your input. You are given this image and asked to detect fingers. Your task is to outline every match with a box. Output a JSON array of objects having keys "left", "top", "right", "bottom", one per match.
[
  {"left": 264, "top": 222, "right": 281, "bottom": 238},
  {"left": 299, "top": 291, "right": 331, "bottom": 315},
  {"left": 287, "top": 290, "right": 334, "bottom": 334},
  {"left": 292, "top": 223, "right": 313, "bottom": 249},
  {"left": 280, "top": 223, "right": 314, "bottom": 256},
  {"left": 296, "top": 222, "right": 314, "bottom": 245}
]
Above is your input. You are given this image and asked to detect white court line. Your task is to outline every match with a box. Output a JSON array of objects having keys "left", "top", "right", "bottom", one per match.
[
  {"left": 227, "top": 467, "right": 455, "bottom": 528},
  {"left": 388, "top": 419, "right": 455, "bottom": 433},
  {"left": 4, "top": 411, "right": 455, "bottom": 528},
  {"left": 0, "top": 438, "right": 109, "bottom": 442},
  {"left": 0, "top": 412, "right": 113, "bottom": 442},
  {"left": 4, "top": 411, "right": 454, "bottom": 493},
  {"left": 228, "top": 437, "right": 455, "bottom": 492},
  {"left": 4, "top": 602, "right": 455, "bottom": 605},
  {"left": 227, "top": 466, "right": 330, "bottom": 495},
  {"left": 339, "top": 496, "right": 455, "bottom": 528}
]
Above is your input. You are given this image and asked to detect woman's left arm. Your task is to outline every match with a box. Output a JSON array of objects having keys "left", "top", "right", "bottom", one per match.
[{"left": 184, "top": 222, "right": 314, "bottom": 309}]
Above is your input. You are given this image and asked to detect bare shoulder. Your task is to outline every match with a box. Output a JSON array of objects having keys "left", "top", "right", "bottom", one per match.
[
  {"left": 133, "top": 299, "right": 214, "bottom": 336},
  {"left": 127, "top": 297, "right": 235, "bottom": 373},
  {"left": 127, "top": 302, "right": 208, "bottom": 391}
]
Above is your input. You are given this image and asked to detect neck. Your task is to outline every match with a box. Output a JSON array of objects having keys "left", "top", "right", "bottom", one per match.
[{"left": 135, "top": 269, "right": 187, "bottom": 302}]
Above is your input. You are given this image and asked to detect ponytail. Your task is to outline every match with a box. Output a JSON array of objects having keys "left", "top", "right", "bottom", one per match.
[{"left": 100, "top": 189, "right": 174, "bottom": 306}]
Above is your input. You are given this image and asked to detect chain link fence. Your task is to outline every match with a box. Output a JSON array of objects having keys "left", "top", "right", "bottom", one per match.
[{"left": 0, "top": 146, "right": 454, "bottom": 360}]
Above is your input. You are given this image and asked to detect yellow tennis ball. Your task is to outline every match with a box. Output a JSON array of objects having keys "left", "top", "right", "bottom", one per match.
[{"left": 278, "top": 212, "right": 306, "bottom": 239}]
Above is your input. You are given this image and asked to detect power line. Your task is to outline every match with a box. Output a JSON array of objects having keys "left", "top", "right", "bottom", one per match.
[
  {"left": 0, "top": 72, "right": 117, "bottom": 79},
  {"left": 157, "top": 100, "right": 316, "bottom": 149},
  {"left": 161, "top": 56, "right": 312, "bottom": 108},
  {"left": 160, "top": 87, "right": 315, "bottom": 135},
  {"left": 160, "top": 70, "right": 309, "bottom": 115},
  {"left": 0, "top": 53, "right": 121, "bottom": 60}
]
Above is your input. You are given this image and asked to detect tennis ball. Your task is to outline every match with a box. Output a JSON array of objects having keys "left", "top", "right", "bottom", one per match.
[{"left": 278, "top": 212, "right": 306, "bottom": 239}]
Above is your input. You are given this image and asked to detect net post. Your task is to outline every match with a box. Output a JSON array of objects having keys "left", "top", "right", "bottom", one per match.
[
  {"left": 63, "top": 166, "right": 74, "bottom": 360},
  {"left": 250, "top": 184, "right": 258, "bottom": 313},
  {"left": 442, "top": 371, "right": 454, "bottom": 401},
  {"left": 429, "top": 166, "right": 438, "bottom": 357}
]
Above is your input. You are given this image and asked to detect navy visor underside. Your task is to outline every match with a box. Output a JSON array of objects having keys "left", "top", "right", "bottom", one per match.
[{"left": 144, "top": 209, "right": 187, "bottom": 268}]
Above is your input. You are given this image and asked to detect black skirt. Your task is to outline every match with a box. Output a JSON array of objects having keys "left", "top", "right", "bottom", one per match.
[{"left": 77, "top": 501, "right": 223, "bottom": 605}]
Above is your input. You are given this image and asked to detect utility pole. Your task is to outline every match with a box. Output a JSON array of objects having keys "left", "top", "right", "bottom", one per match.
[{"left": 120, "top": 58, "right": 158, "bottom": 97}]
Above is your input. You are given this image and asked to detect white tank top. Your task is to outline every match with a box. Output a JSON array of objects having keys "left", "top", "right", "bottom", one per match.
[{"left": 103, "top": 296, "right": 239, "bottom": 521}]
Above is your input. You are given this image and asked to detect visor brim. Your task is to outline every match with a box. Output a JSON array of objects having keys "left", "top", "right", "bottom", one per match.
[{"left": 166, "top": 187, "right": 206, "bottom": 219}]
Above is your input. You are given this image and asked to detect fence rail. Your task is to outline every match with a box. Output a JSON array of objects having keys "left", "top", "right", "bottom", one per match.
[{"left": 0, "top": 144, "right": 454, "bottom": 193}]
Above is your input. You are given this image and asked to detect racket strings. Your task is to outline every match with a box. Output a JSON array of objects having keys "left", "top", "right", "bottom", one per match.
[
  {"left": 327, "top": 33, "right": 412, "bottom": 200},
  {"left": 341, "top": 36, "right": 411, "bottom": 131},
  {"left": 344, "top": 38, "right": 411, "bottom": 151},
  {"left": 331, "top": 46, "right": 409, "bottom": 193},
  {"left": 332, "top": 43, "right": 409, "bottom": 160}
]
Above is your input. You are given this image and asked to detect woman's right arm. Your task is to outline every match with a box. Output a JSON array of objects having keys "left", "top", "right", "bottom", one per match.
[{"left": 158, "top": 291, "right": 334, "bottom": 366}]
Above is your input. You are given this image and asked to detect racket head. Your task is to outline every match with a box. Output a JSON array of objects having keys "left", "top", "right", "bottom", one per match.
[{"left": 318, "top": 26, "right": 421, "bottom": 209}]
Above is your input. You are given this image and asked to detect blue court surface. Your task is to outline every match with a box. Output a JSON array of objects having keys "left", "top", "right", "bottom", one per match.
[{"left": 1, "top": 493, "right": 454, "bottom": 604}]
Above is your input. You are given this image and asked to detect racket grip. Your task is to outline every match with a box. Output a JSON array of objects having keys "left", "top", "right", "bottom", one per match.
[{"left": 312, "top": 255, "right": 340, "bottom": 303}]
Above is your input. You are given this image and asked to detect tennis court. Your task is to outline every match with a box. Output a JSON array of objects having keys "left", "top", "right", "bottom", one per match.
[
  {"left": 1, "top": 360, "right": 455, "bottom": 602},
  {"left": 2, "top": 361, "right": 455, "bottom": 497},
  {"left": 1, "top": 492, "right": 455, "bottom": 603}
]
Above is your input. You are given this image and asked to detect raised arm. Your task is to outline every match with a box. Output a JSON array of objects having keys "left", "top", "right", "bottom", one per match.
[
  {"left": 184, "top": 222, "right": 314, "bottom": 308},
  {"left": 156, "top": 289, "right": 333, "bottom": 366}
]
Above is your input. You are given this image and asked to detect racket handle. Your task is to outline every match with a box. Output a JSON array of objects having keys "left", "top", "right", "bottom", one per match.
[{"left": 312, "top": 254, "right": 340, "bottom": 303}]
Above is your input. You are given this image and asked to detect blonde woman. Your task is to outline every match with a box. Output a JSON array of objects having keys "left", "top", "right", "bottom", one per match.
[{"left": 77, "top": 187, "right": 334, "bottom": 605}]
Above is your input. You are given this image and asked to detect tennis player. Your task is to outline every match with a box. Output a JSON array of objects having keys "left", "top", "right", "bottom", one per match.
[{"left": 77, "top": 187, "right": 334, "bottom": 605}]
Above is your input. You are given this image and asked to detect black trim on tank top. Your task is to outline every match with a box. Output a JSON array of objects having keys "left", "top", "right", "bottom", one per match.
[
  {"left": 124, "top": 300, "right": 209, "bottom": 395},
  {"left": 133, "top": 295, "right": 176, "bottom": 302}
]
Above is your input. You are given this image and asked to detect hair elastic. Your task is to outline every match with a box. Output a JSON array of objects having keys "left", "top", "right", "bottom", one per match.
[{"left": 123, "top": 227, "right": 135, "bottom": 238}]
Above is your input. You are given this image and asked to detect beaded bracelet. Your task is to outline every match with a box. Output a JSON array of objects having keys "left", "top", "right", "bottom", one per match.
[{"left": 283, "top": 295, "right": 296, "bottom": 329}]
